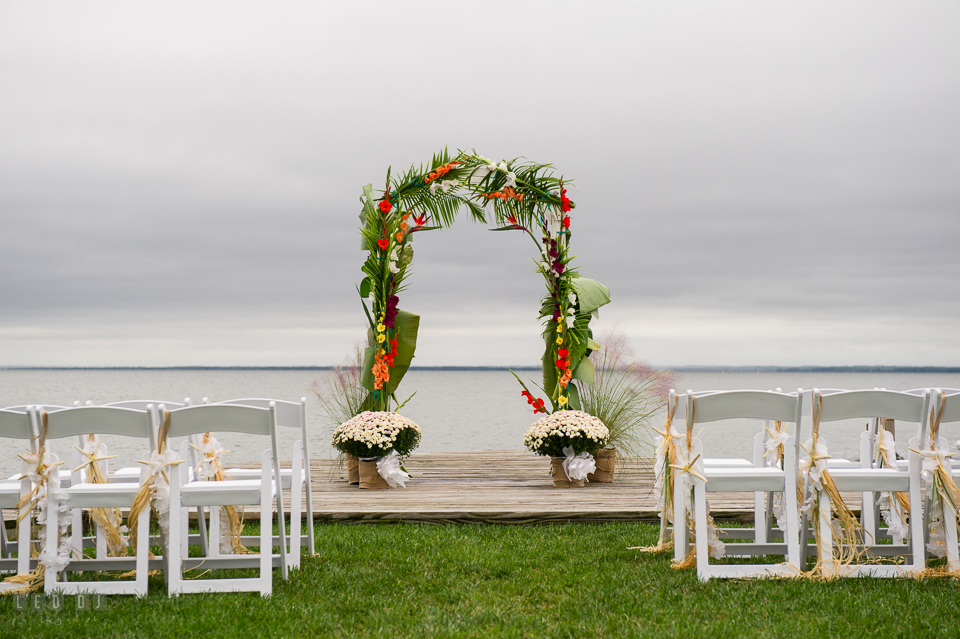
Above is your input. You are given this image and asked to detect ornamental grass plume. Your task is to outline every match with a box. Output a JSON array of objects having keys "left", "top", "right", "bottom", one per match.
[
  {"left": 577, "top": 329, "right": 677, "bottom": 462},
  {"left": 311, "top": 343, "right": 369, "bottom": 440}
]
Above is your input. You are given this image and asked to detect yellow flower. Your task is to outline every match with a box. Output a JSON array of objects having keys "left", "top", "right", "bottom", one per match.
[
  {"left": 377, "top": 323, "right": 385, "bottom": 332},
  {"left": 377, "top": 334, "right": 386, "bottom": 343},
  {"left": 556, "top": 336, "right": 563, "bottom": 345},
  {"left": 558, "top": 396, "right": 568, "bottom": 407}
]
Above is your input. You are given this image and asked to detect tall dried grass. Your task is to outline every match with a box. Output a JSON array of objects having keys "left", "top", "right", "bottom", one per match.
[
  {"left": 577, "top": 329, "right": 678, "bottom": 460},
  {"left": 311, "top": 343, "right": 368, "bottom": 439}
]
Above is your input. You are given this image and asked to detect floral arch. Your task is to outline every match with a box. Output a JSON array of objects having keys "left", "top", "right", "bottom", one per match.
[{"left": 355, "top": 149, "right": 610, "bottom": 414}]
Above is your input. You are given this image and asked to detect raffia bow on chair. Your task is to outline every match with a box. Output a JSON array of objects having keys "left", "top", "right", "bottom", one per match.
[
  {"left": 670, "top": 396, "right": 724, "bottom": 570},
  {"left": 189, "top": 432, "right": 252, "bottom": 555},
  {"left": 801, "top": 393, "right": 868, "bottom": 577},
  {"left": 763, "top": 421, "right": 791, "bottom": 531},
  {"left": 875, "top": 428, "right": 911, "bottom": 543},
  {"left": 909, "top": 391, "right": 960, "bottom": 566},
  {"left": 1, "top": 411, "right": 71, "bottom": 594},
  {"left": 127, "top": 409, "right": 184, "bottom": 551},
  {"left": 73, "top": 435, "right": 129, "bottom": 557},
  {"left": 635, "top": 393, "right": 682, "bottom": 553}
]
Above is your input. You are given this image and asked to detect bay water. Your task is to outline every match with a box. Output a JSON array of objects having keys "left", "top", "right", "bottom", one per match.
[{"left": 2, "top": 368, "right": 959, "bottom": 477}]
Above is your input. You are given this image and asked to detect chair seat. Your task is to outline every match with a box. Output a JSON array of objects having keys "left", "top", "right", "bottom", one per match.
[
  {"left": 64, "top": 481, "right": 141, "bottom": 508},
  {"left": 223, "top": 467, "right": 297, "bottom": 489},
  {"left": 703, "top": 458, "right": 752, "bottom": 467},
  {"left": 703, "top": 467, "right": 785, "bottom": 492},
  {"left": 108, "top": 467, "right": 143, "bottom": 483},
  {"left": 826, "top": 467, "right": 908, "bottom": 492},
  {"left": 0, "top": 481, "right": 21, "bottom": 508},
  {"left": 180, "top": 479, "right": 275, "bottom": 507}
]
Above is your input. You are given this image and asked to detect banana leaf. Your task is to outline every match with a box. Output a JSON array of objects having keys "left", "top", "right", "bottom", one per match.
[
  {"left": 359, "top": 184, "right": 377, "bottom": 251},
  {"left": 571, "top": 277, "right": 610, "bottom": 319},
  {"left": 571, "top": 354, "right": 595, "bottom": 385},
  {"left": 360, "top": 309, "right": 420, "bottom": 403}
]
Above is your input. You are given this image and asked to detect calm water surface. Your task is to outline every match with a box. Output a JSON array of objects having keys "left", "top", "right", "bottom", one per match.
[{"left": 2, "top": 369, "right": 959, "bottom": 475}]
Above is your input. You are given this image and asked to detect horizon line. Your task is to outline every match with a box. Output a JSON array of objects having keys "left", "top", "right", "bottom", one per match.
[{"left": 1, "top": 365, "right": 959, "bottom": 373}]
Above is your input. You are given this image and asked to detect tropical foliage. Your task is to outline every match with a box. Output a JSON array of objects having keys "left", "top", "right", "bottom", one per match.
[{"left": 355, "top": 149, "right": 610, "bottom": 413}]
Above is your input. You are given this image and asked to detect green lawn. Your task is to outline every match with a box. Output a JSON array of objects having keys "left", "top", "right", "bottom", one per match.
[{"left": 3, "top": 522, "right": 960, "bottom": 638}]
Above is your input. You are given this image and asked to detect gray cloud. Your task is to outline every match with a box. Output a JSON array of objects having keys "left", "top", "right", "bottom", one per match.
[{"left": 1, "top": 1, "right": 958, "bottom": 366}]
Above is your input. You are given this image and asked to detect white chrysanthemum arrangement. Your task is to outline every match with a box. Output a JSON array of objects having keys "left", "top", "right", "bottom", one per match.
[
  {"left": 332, "top": 411, "right": 422, "bottom": 458},
  {"left": 523, "top": 410, "right": 609, "bottom": 457}
]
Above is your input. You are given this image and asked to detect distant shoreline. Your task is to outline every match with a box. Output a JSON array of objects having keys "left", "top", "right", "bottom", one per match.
[{"left": 1, "top": 365, "right": 958, "bottom": 373}]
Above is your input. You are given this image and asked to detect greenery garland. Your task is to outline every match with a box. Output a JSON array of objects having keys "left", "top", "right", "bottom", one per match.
[{"left": 355, "top": 149, "right": 610, "bottom": 413}]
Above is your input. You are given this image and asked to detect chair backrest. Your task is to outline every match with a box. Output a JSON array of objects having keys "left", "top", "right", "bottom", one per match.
[
  {"left": 814, "top": 389, "right": 928, "bottom": 424},
  {"left": 213, "top": 398, "right": 303, "bottom": 430},
  {"left": 668, "top": 390, "right": 719, "bottom": 422},
  {"left": 102, "top": 400, "right": 186, "bottom": 411},
  {"left": 41, "top": 405, "right": 155, "bottom": 442},
  {"left": 686, "top": 389, "right": 803, "bottom": 426},
  {"left": 164, "top": 403, "right": 276, "bottom": 439},
  {"left": 0, "top": 408, "right": 36, "bottom": 442}
]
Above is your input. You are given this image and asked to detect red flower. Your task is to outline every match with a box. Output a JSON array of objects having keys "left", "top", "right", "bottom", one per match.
[
  {"left": 555, "top": 358, "right": 568, "bottom": 369},
  {"left": 378, "top": 238, "right": 389, "bottom": 250},
  {"left": 558, "top": 348, "right": 569, "bottom": 358},
  {"left": 533, "top": 399, "right": 546, "bottom": 414},
  {"left": 379, "top": 200, "right": 392, "bottom": 214},
  {"left": 562, "top": 216, "right": 571, "bottom": 229},
  {"left": 560, "top": 188, "right": 571, "bottom": 213}
]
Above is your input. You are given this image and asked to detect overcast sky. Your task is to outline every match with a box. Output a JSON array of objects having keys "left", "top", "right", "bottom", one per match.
[{"left": 1, "top": 1, "right": 958, "bottom": 367}]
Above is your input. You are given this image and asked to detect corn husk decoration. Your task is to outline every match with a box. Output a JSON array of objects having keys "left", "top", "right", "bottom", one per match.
[
  {"left": 910, "top": 391, "right": 960, "bottom": 563},
  {"left": 1, "top": 412, "right": 73, "bottom": 594},
  {"left": 635, "top": 394, "right": 682, "bottom": 553},
  {"left": 74, "top": 435, "right": 129, "bottom": 557},
  {"left": 800, "top": 394, "right": 869, "bottom": 577},
  {"left": 190, "top": 432, "right": 251, "bottom": 555},
  {"left": 875, "top": 427, "right": 910, "bottom": 543},
  {"left": 128, "top": 410, "right": 184, "bottom": 550},
  {"left": 669, "top": 396, "right": 725, "bottom": 568},
  {"left": 764, "top": 421, "right": 790, "bottom": 531}
]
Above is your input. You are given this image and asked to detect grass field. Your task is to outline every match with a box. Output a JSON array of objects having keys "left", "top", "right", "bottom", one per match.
[{"left": 3, "top": 522, "right": 960, "bottom": 638}]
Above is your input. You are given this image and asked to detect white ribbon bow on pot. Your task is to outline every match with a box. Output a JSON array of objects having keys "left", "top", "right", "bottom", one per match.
[
  {"left": 561, "top": 446, "right": 596, "bottom": 482},
  {"left": 377, "top": 450, "right": 411, "bottom": 488}
]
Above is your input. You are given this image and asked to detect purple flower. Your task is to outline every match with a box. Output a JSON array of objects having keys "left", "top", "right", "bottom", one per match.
[{"left": 384, "top": 295, "right": 399, "bottom": 328}]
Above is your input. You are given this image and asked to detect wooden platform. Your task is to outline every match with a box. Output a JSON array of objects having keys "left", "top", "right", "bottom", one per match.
[
  {"left": 259, "top": 450, "right": 768, "bottom": 525},
  {"left": 4, "top": 451, "right": 865, "bottom": 526}
]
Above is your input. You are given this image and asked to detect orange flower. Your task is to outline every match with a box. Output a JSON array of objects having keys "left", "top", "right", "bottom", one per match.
[
  {"left": 559, "top": 368, "right": 573, "bottom": 389},
  {"left": 400, "top": 222, "right": 407, "bottom": 231},
  {"left": 395, "top": 232, "right": 404, "bottom": 242}
]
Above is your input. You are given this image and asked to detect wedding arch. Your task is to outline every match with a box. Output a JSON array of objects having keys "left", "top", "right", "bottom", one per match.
[{"left": 354, "top": 149, "right": 610, "bottom": 413}]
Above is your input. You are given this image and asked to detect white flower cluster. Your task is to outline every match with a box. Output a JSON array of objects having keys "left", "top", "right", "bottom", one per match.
[
  {"left": 523, "top": 410, "right": 608, "bottom": 455},
  {"left": 332, "top": 411, "right": 421, "bottom": 454}
]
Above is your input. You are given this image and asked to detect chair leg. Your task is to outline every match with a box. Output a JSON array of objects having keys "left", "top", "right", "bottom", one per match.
[
  {"left": 673, "top": 473, "right": 688, "bottom": 562},
  {"left": 817, "top": 493, "right": 837, "bottom": 578},
  {"left": 260, "top": 451, "right": 272, "bottom": 597},
  {"left": 288, "top": 442, "right": 303, "bottom": 571},
  {"left": 17, "top": 500, "right": 31, "bottom": 576},
  {"left": 168, "top": 471, "right": 182, "bottom": 596},
  {"left": 134, "top": 505, "right": 150, "bottom": 598},
  {"left": 694, "top": 481, "right": 710, "bottom": 581}
]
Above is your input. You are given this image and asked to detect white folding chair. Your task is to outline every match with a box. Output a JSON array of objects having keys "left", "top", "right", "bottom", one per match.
[
  {"left": 40, "top": 405, "right": 157, "bottom": 597},
  {"left": 669, "top": 389, "right": 793, "bottom": 564},
  {"left": 800, "top": 389, "right": 927, "bottom": 578},
  {"left": 677, "top": 389, "right": 803, "bottom": 580},
  {"left": 211, "top": 397, "right": 313, "bottom": 565},
  {"left": 166, "top": 402, "right": 286, "bottom": 596},
  {"left": 0, "top": 408, "right": 39, "bottom": 584}
]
